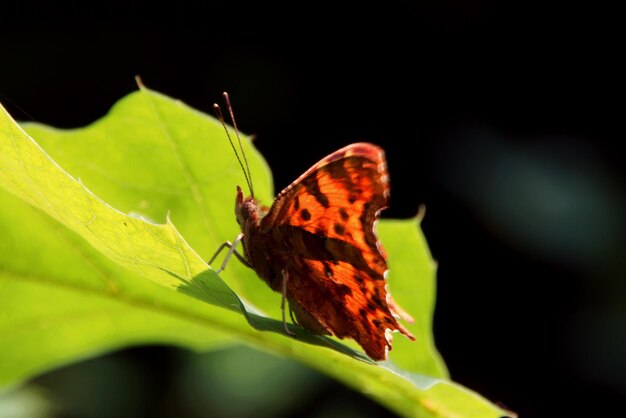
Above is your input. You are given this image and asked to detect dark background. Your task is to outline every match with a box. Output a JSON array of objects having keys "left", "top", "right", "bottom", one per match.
[{"left": 2, "top": 1, "right": 624, "bottom": 417}]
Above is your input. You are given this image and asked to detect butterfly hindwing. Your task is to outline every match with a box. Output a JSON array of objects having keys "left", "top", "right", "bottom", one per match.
[{"left": 259, "top": 143, "right": 414, "bottom": 360}]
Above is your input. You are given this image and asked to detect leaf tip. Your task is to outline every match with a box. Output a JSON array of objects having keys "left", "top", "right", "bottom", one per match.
[
  {"left": 135, "top": 75, "right": 146, "bottom": 90},
  {"left": 411, "top": 204, "right": 427, "bottom": 224}
]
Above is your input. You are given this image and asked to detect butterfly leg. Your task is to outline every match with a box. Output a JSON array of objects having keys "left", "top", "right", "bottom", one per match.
[
  {"left": 208, "top": 233, "right": 251, "bottom": 273},
  {"left": 281, "top": 270, "right": 296, "bottom": 336},
  {"left": 289, "top": 307, "right": 299, "bottom": 325}
]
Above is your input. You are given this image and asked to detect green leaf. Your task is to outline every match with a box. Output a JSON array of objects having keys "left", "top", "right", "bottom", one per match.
[{"left": 0, "top": 89, "right": 515, "bottom": 417}]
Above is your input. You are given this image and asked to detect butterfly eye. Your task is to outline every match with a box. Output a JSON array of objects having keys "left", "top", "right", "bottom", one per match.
[
  {"left": 235, "top": 200, "right": 259, "bottom": 227},
  {"left": 235, "top": 208, "right": 246, "bottom": 226},
  {"left": 242, "top": 202, "right": 254, "bottom": 220}
]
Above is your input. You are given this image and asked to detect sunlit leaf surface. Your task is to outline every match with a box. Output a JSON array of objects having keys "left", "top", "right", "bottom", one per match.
[{"left": 0, "top": 89, "right": 514, "bottom": 417}]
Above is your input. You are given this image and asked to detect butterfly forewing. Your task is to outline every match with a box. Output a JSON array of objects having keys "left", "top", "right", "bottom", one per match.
[{"left": 255, "top": 143, "right": 414, "bottom": 360}]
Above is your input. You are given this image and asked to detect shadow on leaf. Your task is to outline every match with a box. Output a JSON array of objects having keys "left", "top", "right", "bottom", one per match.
[{"left": 170, "top": 268, "right": 373, "bottom": 363}]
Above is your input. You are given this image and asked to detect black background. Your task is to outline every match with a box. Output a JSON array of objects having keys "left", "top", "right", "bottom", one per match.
[{"left": 2, "top": 1, "right": 624, "bottom": 417}]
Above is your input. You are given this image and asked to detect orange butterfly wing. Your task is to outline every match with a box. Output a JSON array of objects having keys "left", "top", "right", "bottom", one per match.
[{"left": 260, "top": 142, "right": 414, "bottom": 360}]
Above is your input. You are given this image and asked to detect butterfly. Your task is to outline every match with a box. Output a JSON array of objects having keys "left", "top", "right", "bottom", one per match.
[{"left": 210, "top": 93, "right": 415, "bottom": 361}]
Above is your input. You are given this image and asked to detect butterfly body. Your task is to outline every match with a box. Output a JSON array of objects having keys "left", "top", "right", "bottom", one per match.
[{"left": 232, "top": 142, "right": 415, "bottom": 361}]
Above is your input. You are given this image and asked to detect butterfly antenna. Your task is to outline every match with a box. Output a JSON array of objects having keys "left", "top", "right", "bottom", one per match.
[
  {"left": 213, "top": 101, "right": 255, "bottom": 197},
  {"left": 223, "top": 92, "right": 254, "bottom": 197}
]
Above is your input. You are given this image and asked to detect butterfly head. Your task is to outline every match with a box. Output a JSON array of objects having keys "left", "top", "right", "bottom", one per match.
[{"left": 235, "top": 185, "right": 261, "bottom": 227}]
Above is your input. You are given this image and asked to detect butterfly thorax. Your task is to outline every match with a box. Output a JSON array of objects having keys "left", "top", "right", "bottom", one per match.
[{"left": 234, "top": 186, "right": 281, "bottom": 288}]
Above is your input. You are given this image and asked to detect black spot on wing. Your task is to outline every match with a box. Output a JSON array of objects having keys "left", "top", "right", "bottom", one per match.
[
  {"left": 372, "top": 293, "right": 384, "bottom": 306},
  {"left": 324, "top": 262, "right": 334, "bottom": 278},
  {"left": 327, "top": 159, "right": 350, "bottom": 180},
  {"left": 304, "top": 178, "right": 330, "bottom": 208},
  {"left": 300, "top": 208, "right": 311, "bottom": 221},
  {"left": 359, "top": 308, "right": 368, "bottom": 320}
]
